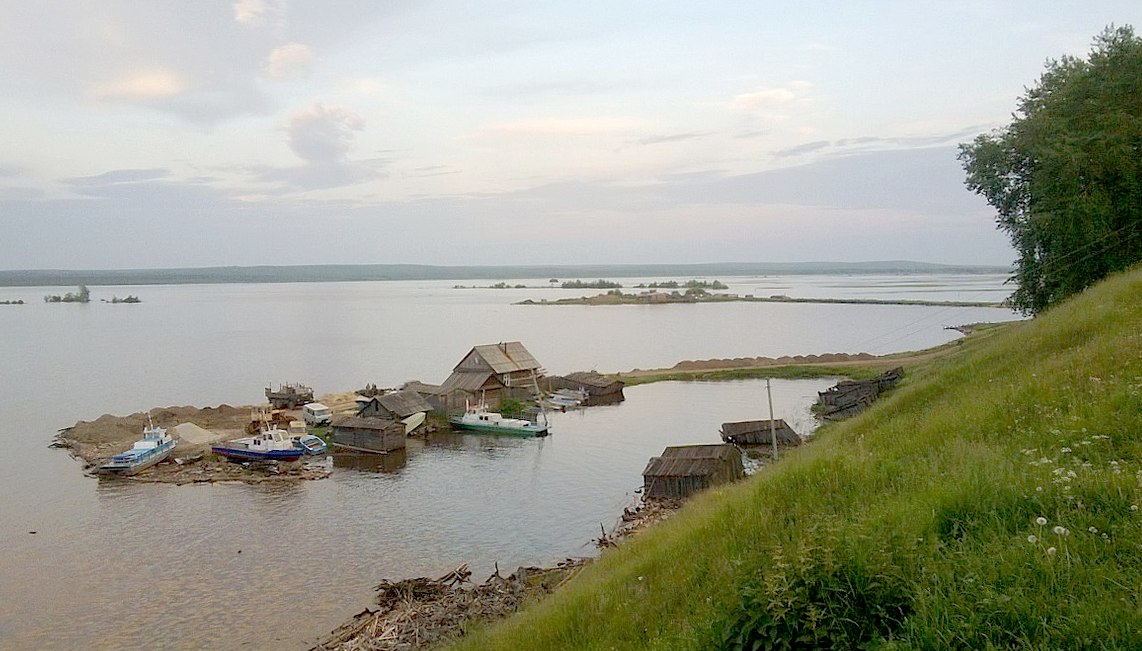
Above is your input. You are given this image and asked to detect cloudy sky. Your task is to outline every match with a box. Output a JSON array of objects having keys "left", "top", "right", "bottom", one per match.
[{"left": 1, "top": 1, "right": 1138, "bottom": 269}]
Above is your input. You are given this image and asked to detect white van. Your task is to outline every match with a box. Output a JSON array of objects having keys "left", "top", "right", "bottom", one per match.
[{"left": 302, "top": 402, "right": 332, "bottom": 426}]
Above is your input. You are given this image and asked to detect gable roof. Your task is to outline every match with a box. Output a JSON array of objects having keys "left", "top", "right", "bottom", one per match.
[
  {"left": 720, "top": 420, "right": 800, "bottom": 445},
  {"left": 563, "top": 371, "right": 623, "bottom": 389},
  {"left": 456, "top": 341, "right": 540, "bottom": 374},
  {"left": 331, "top": 416, "right": 402, "bottom": 431},
  {"left": 376, "top": 390, "right": 433, "bottom": 418},
  {"left": 440, "top": 370, "right": 502, "bottom": 393}
]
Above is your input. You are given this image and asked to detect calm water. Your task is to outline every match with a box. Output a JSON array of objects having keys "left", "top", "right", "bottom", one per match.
[{"left": 0, "top": 275, "right": 1015, "bottom": 650}]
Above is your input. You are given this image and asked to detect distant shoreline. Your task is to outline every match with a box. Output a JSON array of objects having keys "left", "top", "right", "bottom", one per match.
[{"left": 0, "top": 262, "right": 1011, "bottom": 288}]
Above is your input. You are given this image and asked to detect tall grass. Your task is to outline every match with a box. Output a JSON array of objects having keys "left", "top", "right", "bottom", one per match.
[{"left": 451, "top": 268, "right": 1142, "bottom": 650}]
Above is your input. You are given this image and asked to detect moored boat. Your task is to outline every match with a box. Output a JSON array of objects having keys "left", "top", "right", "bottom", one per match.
[
  {"left": 294, "top": 434, "right": 328, "bottom": 455},
  {"left": 99, "top": 416, "right": 177, "bottom": 475},
  {"left": 213, "top": 425, "right": 304, "bottom": 461},
  {"left": 449, "top": 403, "right": 549, "bottom": 436}
]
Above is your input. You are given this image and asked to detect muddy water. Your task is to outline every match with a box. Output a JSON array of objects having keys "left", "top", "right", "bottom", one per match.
[{"left": 0, "top": 275, "right": 1015, "bottom": 650}]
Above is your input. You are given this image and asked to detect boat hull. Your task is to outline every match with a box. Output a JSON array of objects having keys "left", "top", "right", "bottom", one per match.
[{"left": 212, "top": 446, "right": 303, "bottom": 462}]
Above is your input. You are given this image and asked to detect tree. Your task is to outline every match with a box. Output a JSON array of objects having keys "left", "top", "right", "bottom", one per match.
[{"left": 958, "top": 25, "right": 1142, "bottom": 314}]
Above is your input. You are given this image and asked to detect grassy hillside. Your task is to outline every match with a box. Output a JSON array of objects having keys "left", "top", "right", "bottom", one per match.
[{"left": 451, "top": 267, "right": 1142, "bottom": 650}]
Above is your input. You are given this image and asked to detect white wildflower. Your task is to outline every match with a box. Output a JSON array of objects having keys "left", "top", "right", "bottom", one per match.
[
  {"left": 1047, "top": 546, "right": 1057, "bottom": 557},
  {"left": 1036, "top": 517, "right": 1048, "bottom": 526},
  {"left": 1053, "top": 526, "right": 1069, "bottom": 536},
  {"left": 1089, "top": 527, "right": 1098, "bottom": 534},
  {"left": 1028, "top": 534, "right": 1038, "bottom": 544},
  {"left": 1061, "top": 447, "right": 1072, "bottom": 454}
]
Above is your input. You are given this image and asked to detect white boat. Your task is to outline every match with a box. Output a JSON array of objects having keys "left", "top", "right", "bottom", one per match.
[
  {"left": 401, "top": 411, "right": 426, "bottom": 435},
  {"left": 213, "top": 425, "right": 303, "bottom": 461},
  {"left": 449, "top": 403, "right": 549, "bottom": 437},
  {"left": 99, "top": 416, "right": 177, "bottom": 476},
  {"left": 540, "top": 388, "right": 589, "bottom": 411}
]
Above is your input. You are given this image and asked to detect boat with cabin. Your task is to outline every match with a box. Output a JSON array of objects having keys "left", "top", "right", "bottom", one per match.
[
  {"left": 449, "top": 403, "right": 550, "bottom": 437},
  {"left": 213, "top": 424, "right": 304, "bottom": 462},
  {"left": 99, "top": 416, "right": 177, "bottom": 475}
]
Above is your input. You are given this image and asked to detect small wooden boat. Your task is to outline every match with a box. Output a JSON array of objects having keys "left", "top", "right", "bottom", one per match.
[
  {"left": 99, "top": 416, "right": 177, "bottom": 475},
  {"left": 449, "top": 403, "right": 549, "bottom": 437},
  {"left": 294, "top": 434, "right": 328, "bottom": 455},
  {"left": 213, "top": 425, "right": 303, "bottom": 461}
]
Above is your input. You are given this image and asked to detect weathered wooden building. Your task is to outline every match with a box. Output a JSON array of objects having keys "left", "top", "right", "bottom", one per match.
[
  {"left": 719, "top": 419, "right": 800, "bottom": 446},
  {"left": 433, "top": 341, "right": 545, "bottom": 410},
  {"left": 330, "top": 416, "right": 406, "bottom": 454},
  {"left": 816, "top": 367, "right": 904, "bottom": 420},
  {"left": 356, "top": 390, "right": 433, "bottom": 421},
  {"left": 545, "top": 371, "right": 625, "bottom": 406},
  {"left": 641, "top": 444, "right": 744, "bottom": 500}
]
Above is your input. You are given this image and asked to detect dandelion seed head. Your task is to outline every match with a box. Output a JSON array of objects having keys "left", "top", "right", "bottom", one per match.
[
  {"left": 1036, "top": 517, "right": 1048, "bottom": 526},
  {"left": 1089, "top": 527, "right": 1098, "bottom": 534},
  {"left": 1047, "top": 546, "right": 1057, "bottom": 556},
  {"left": 1028, "top": 535, "right": 1038, "bottom": 544}
]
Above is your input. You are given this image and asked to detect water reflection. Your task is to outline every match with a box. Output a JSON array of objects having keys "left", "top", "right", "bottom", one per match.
[{"left": 333, "top": 448, "right": 408, "bottom": 473}]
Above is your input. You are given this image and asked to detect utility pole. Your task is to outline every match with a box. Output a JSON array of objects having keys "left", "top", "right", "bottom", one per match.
[{"left": 767, "top": 378, "right": 778, "bottom": 459}]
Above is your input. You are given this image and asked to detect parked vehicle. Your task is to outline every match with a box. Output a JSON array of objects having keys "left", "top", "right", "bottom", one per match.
[{"left": 302, "top": 402, "right": 332, "bottom": 426}]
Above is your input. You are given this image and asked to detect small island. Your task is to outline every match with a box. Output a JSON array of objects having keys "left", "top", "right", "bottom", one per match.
[
  {"left": 43, "top": 285, "right": 91, "bottom": 303},
  {"left": 103, "top": 295, "right": 142, "bottom": 304},
  {"left": 517, "top": 289, "right": 1002, "bottom": 308},
  {"left": 0, "top": 299, "right": 24, "bottom": 305}
]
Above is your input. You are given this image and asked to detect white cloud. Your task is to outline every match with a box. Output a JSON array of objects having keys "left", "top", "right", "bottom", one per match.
[
  {"left": 287, "top": 103, "right": 365, "bottom": 165},
  {"left": 476, "top": 118, "right": 643, "bottom": 139},
  {"left": 88, "top": 70, "right": 188, "bottom": 102},
  {"left": 263, "top": 43, "right": 314, "bottom": 80},
  {"left": 234, "top": 0, "right": 269, "bottom": 26}
]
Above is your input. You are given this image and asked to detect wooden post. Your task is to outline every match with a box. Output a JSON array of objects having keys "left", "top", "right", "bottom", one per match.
[{"left": 767, "top": 378, "right": 778, "bottom": 459}]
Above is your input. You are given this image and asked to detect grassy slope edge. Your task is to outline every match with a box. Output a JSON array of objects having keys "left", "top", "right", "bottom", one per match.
[{"left": 451, "top": 267, "right": 1142, "bottom": 650}]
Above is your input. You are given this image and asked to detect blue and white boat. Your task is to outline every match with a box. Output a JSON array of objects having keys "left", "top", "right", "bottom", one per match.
[
  {"left": 294, "top": 434, "right": 328, "bottom": 455},
  {"left": 99, "top": 416, "right": 177, "bottom": 476},
  {"left": 213, "top": 425, "right": 303, "bottom": 462}
]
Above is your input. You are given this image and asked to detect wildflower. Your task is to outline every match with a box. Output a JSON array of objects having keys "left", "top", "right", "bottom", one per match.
[
  {"left": 1089, "top": 527, "right": 1098, "bottom": 534},
  {"left": 1036, "top": 486, "right": 1043, "bottom": 492},
  {"left": 1036, "top": 517, "right": 1048, "bottom": 526},
  {"left": 1061, "top": 447, "right": 1072, "bottom": 454},
  {"left": 1053, "top": 526, "right": 1069, "bottom": 536},
  {"left": 1028, "top": 535, "right": 1038, "bottom": 544},
  {"left": 1047, "top": 547, "right": 1057, "bottom": 557},
  {"left": 1131, "top": 504, "right": 1138, "bottom": 511}
]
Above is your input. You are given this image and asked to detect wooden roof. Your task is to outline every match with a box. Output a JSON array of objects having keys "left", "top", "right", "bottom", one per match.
[
  {"left": 370, "top": 390, "right": 433, "bottom": 418},
  {"left": 563, "top": 371, "right": 623, "bottom": 389},
  {"left": 332, "top": 416, "right": 403, "bottom": 431},
  {"left": 440, "top": 370, "right": 503, "bottom": 394},
  {"left": 457, "top": 341, "right": 541, "bottom": 374},
  {"left": 642, "top": 444, "right": 741, "bottom": 478},
  {"left": 720, "top": 419, "right": 800, "bottom": 445}
]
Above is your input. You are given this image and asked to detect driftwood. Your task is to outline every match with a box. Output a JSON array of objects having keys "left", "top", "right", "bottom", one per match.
[{"left": 312, "top": 560, "right": 589, "bottom": 651}]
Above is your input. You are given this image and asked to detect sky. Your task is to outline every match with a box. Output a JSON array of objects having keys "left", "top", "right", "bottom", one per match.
[{"left": 1, "top": 1, "right": 1138, "bottom": 270}]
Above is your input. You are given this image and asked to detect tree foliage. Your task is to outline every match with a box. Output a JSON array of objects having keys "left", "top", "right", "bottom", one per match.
[{"left": 959, "top": 25, "right": 1142, "bottom": 314}]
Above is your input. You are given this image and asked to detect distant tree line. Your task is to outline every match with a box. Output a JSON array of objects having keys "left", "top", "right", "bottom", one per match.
[
  {"left": 562, "top": 279, "right": 622, "bottom": 289},
  {"left": 635, "top": 280, "right": 728, "bottom": 290}
]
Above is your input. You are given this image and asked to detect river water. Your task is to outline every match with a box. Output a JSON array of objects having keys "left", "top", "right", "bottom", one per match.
[{"left": 0, "top": 274, "right": 1014, "bottom": 650}]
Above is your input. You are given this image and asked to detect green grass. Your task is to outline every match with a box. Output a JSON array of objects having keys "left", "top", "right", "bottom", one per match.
[{"left": 450, "top": 267, "right": 1142, "bottom": 650}]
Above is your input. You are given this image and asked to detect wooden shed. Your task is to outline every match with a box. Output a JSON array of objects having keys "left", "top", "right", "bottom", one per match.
[
  {"left": 546, "top": 371, "right": 625, "bottom": 406},
  {"left": 330, "top": 416, "right": 406, "bottom": 454},
  {"left": 719, "top": 419, "right": 800, "bottom": 446},
  {"left": 356, "top": 390, "right": 433, "bottom": 420},
  {"left": 642, "top": 444, "right": 744, "bottom": 500}
]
